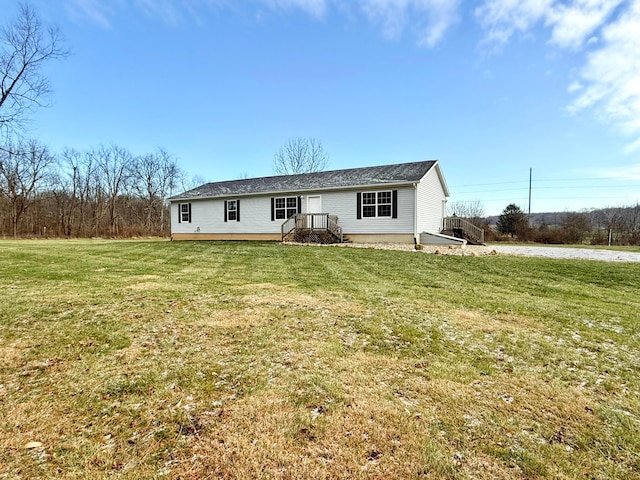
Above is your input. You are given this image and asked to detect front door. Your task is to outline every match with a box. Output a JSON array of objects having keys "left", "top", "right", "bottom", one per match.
[
  {"left": 307, "top": 195, "right": 322, "bottom": 214},
  {"left": 306, "top": 195, "right": 322, "bottom": 229}
]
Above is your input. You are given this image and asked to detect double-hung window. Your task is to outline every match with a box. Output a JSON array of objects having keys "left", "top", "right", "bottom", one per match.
[
  {"left": 178, "top": 202, "right": 191, "bottom": 223},
  {"left": 357, "top": 190, "right": 397, "bottom": 219},
  {"left": 225, "top": 199, "right": 240, "bottom": 222},
  {"left": 273, "top": 196, "right": 299, "bottom": 220}
]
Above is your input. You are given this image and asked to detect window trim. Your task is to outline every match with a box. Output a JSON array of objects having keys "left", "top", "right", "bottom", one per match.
[
  {"left": 357, "top": 190, "right": 398, "bottom": 219},
  {"left": 178, "top": 202, "right": 191, "bottom": 223},
  {"left": 272, "top": 196, "right": 301, "bottom": 221},
  {"left": 224, "top": 199, "right": 240, "bottom": 222}
]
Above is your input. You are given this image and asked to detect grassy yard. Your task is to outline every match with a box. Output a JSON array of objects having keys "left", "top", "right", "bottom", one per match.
[
  {"left": 488, "top": 243, "right": 640, "bottom": 253},
  {"left": 0, "top": 240, "right": 639, "bottom": 479}
]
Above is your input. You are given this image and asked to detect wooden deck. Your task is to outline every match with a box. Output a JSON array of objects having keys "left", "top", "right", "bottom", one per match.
[
  {"left": 442, "top": 217, "right": 485, "bottom": 245},
  {"left": 281, "top": 214, "right": 343, "bottom": 244}
]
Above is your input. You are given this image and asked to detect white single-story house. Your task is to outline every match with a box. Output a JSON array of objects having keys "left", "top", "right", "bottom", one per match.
[{"left": 170, "top": 160, "right": 455, "bottom": 244}]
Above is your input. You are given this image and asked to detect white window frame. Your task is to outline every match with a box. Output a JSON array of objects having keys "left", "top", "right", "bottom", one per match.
[
  {"left": 179, "top": 203, "right": 191, "bottom": 223},
  {"left": 362, "top": 190, "right": 392, "bottom": 218},
  {"left": 274, "top": 196, "right": 298, "bottom": 220},
  {"left": 227, "top": 200, "right": 237, "bottom": 221}
]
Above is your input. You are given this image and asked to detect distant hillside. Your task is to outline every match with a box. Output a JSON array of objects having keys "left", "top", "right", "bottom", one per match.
[
  {"left": 485, "top": 211, "right": 567, "bottom": 227},
  {"left": 485, "top": 204, "right": 639, "bottom": 229}
]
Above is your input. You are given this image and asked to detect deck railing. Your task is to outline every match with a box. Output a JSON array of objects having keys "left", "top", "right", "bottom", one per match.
[
  {"left": 281, "top": 214, "right": 342, "bottom": 243},
  {"left": 443, "top": 217, "right": 485, "bottom": 244}
]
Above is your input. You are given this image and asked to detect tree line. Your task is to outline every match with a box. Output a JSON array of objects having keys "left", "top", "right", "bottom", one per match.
[
  {"left": 0, "top": 142, "right": 194, "bottom": 238},
  {"left": 5, "top": 4, "right": 637, "bottom": 244},
  {"left": 0, "top": 4, "right": 200, "bottom": 239},
  {"left": 0, "top": 4, "right": 331, "bottom": 239},
  {"left": 453, "top": 201, "right": 640, "bottom": 246}
]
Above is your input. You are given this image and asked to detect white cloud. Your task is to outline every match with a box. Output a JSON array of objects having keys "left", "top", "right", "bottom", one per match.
[
  {"left": 134, "top": 0, "right": 184, "bottom": 25},
  {"left": 568, "top": 81, "right": 584, "bottom": 92},
  {"left": 65, "top": 0, "right": 121, "bottom": 28},
  {"left": 569, "top": 0, "right": 640, "bottom": 151},
  {"left": 260, "top": 0, "right": 328, "bottom": 18},
  {"left": 475, "top": 0, "right": 622, "bottom": 48},
  {"left": 64, "top": 0, "right": 230, "bottom": 27},
  {"left": 358, "top": 0, "right": 460, "bottom": 47},
  {"left": 63, "top": 0, "right": 459, "bottom": 47},
  {"left": 623, "top": 138, "right": 640, "bottom": 153},
  {"left": 476, "top": 0, "right": 640, "bottom": 152},
  {"left": 547, "top": 0, "right": 623, "bottom": 48},
  {"left": 475, "top": 0, "right": 554, "bottom": 44}
]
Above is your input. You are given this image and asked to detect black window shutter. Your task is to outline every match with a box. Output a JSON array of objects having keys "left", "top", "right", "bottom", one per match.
[
  {"left": 236, "top": 200, "right": 240, "bottom": 222},
  {"left": 178, "top": 203, "right": 181, "bottom": 223},
  {"left": 356, "top": 193, "right": 362, "bottom": 219},
  {"left": 298, "top": 196, "right": 302, "bottom": 214},
  {"left": 271, "top": 198, "right": 275, "bottom": 221},
  {"left": 188, "top": 203, "right": 192, "bottom": 223},
  {"left": 392, "top": 190, "right": 398, "bottom": 218},
  {"left": 224, "top": 201, "right": 228, "bottom": 222}
]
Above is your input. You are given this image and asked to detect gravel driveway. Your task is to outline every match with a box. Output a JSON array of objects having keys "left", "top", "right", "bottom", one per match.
[
  {"left": 491, "top": 245, "right": 640, "bottom": 262},
  {"left": 299, "top": 242, "right": 640, "bottom": 262}
]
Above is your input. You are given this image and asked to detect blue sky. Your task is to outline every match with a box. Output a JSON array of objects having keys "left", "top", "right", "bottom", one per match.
[{"left": 11, "top": 0, "right": 640, "bottom": 215}]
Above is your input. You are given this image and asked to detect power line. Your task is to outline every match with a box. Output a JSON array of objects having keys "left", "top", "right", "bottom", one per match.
[
  {"left": 449, "top": 180, "right": 528, "bottom": 188},
  {"left": 455, "top": 184, "right": 639, "bottom": 194},
  {"left": 453, "top": 195, "right": 638, "bottom": 202},
  {"left": 451, "top": 177, "right": 639, "bottom": 189}
]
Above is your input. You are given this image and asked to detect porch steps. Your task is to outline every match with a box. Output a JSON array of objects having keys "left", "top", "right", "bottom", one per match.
[
  {"left": 442, "top": 217, "right": 485, "bottom": 245},
  {"left": 282, "top": 214, "right": 344, "bottom": 244}
]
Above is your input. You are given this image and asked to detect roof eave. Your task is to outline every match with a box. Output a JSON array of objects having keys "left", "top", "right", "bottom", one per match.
[
  {"left": 169, "top": 180, "right": 420, "bottom": 202},
  {"left": 431, "top": 161, "right": 450, "bottom": 197}
]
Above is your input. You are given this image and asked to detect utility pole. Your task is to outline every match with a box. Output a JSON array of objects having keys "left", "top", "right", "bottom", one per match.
[{"left": 528, "top": 167, "right": 532, "bottom": 217}]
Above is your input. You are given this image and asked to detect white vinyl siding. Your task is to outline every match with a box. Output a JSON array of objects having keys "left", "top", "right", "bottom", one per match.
[
  {"left": 336, "top": 187, "right": 413, "bottom": 234},
  {"left": 171, "top": 186, "right": 416, "bottom": 236},
  {"left": 172, "top": 197, "right": 272, "bottom": 234},
  {"left": 416, "top": 167, "right": 447, "bottom": 234}
]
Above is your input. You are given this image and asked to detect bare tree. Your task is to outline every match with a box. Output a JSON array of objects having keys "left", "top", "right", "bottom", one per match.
[
  {"left": 447, "top": 199, "right": 486, "bottom": 227},
  {"left": 590, "top": 207, "right": 624, "bottom": 245},
  {"left": 273, "top": 137, "right": 328, "bottom": 175},
  {"left": 179, "top": 173, "right": 207, "bottom": 193},
  {"left": 132, "top": 148, "right": 180, "bottom": 233},
  {"left": 94, "top": 145, "right": 133, "bottom": 236},
  {"left": 562, "top": 212, "right": 592, "bottom": 244},
  {"left": 0, "top": 3, "right": 67, "bottom": 132},
  {"left": 75, "top": 148, "right": 102, "bottom": 237},
  {"left": 0, "top": 141, "right": 190, "bottom": 237},
  {"left": 0, "top": 138, "right": 56, "bottom": 237},
  {"left": 49, "top": 148, "right": 86, "bottom": 236}
]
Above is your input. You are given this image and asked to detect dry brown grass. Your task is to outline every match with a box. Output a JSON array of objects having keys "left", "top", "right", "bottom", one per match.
[
  {"left": 1, "top": 240, "right": 639, "bottom": 479},
  {"left": 449, "top": 309, "right": 545, "bottom": 334}
]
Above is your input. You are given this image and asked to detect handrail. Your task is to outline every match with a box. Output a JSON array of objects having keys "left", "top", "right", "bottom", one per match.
[
  {"left": 281, "top": 213, "right": 342, "bottom": 243},
  {"left": 281, "top": 215, "right": 297, "bottom": 240},
  {"left": 327, "top": 215, "right": 342, "bottom": 243},
  {"left": 443, "top": 217, "right": 485, "bottom": 244}
]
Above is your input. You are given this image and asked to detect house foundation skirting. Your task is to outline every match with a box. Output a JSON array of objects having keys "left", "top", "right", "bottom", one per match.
[
  {"left": 343, "top": 234, "right": 415, "bottom": 244},
  {"left": 171, "top": 233, "right": 281, "bottom": 241},
  {"left": 172, "top": 232, "right": 416, "bottom": 244}
]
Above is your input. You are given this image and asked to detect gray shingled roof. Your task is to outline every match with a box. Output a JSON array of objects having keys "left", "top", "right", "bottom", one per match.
[{"left": 170, "top": 160, "right": 438, "bottom": 201}]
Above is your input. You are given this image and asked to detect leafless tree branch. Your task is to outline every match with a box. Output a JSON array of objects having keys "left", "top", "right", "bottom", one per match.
[
  {"left": 0, "top": 3, "right": 68, "bottom": 133},
  {"left": 273, "top": 137, "right": 329, "bottom": 175}
]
